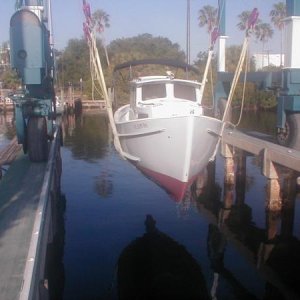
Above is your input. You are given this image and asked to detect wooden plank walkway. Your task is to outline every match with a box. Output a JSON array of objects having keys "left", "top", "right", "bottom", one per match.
[
  {"left": 0, "top": 127, "right": 62, "bottom": 300},
  {"left": 0, "top": 155, "right": 46, "bottom": 300}
]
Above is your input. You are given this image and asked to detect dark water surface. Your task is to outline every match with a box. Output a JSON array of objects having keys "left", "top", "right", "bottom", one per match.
[{"left": 1, "top": 111, "right": 300, "bottom": 299}]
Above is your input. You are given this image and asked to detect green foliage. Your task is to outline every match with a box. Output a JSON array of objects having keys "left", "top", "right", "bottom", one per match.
[
  {"left": 108, "top": 34, "right": 186, "bottom": 106},
  {"left": 0, "top": 69, "right": 21, "bottom": 89},
  {"left": 56, "top": 37, "right": 107, "bottom": 99},
  {"left": 237, "top": 10, "right": 262, "bottom": 32},
  {"left": 108, "top": 34, "right": 185, "bottom": 66},
  {"left": 56, "top": 38, "right": 90, "bottom": 87},
  {"left": 91, "top": 9, "right": 110, "bottom": 32},
  {"left": 270, "top": 2, "right": 286, "bottom": 31},
  {"left": 198, "top": 5, "right": 218, "bottom": 34},
  {"left": 255, "top": 23, "right": 274, "bottom": 44},
  {"left": 223, "top": 45, "right": 277, "bottom": 110},
  {"left": 256, "top": 90, "right": 277, "bottom": 110},
  {"left": 55, "top": 32, "right": 277, "bottom": 110},
  {"left": 270, "top": 2, "right": 286, "bottom": 65},
  {"left": 56, "top": 34, "right": 185, "bottom": 103}
]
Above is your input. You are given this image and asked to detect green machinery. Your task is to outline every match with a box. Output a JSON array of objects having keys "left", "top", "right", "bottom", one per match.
[
  {"left": 10, "top": 0, "right": 56, "bottom": 162},
  {"left": 215, "top": 0, "right": 300, "bottom": 150}
]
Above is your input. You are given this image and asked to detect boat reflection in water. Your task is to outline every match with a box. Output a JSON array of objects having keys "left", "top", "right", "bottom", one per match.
[
  {"left": 139, "top": 164, "right": 209, "bottom": 202},
  {"left": 55, "top": 113, "right": 300, "bottom": 299},
  {"left": 117, "top": 214, "right": 210, "bottom": 300}
]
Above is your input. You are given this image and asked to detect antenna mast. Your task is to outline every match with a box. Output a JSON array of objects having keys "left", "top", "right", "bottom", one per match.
[{"left": 186, "top": 0, "right": 191, "bottom": 64}]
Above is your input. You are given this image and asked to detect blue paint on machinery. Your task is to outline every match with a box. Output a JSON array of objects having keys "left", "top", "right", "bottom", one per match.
[
  {"left": 215, "top": 0, "right": 300, "bottom": 150},
  {"left": 9, "top": 1, "right": 56, "bottom": 161}
]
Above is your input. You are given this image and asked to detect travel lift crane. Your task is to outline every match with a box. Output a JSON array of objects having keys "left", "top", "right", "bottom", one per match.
[
  {"left": 215, "top": 0, "right": 300, "bottom": 151},
  {"left": 9, "top": 0, "right": 56, "bottom": 162}
]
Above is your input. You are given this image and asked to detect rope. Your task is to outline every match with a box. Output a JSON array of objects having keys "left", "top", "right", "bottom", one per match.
[
  {"left": 233, "top": 47, "right": 249, "bottom": 128},
  {"left": 83, "top": 14, "right": 124, "bottom": 158},
  {"left": 199, "top": 49, "right": 214, "bottom": 103},
  {"left": 210, "top": 33, "right": 251, "bottom": 161}
]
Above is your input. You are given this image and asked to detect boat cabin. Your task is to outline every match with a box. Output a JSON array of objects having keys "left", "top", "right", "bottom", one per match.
[{"left": 129, "top": 76, "right": 203, "bottom": 119}]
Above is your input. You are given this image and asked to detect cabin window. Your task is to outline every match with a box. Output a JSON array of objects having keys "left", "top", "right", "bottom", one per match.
[
  {"left": 174, "top": 83, "right": 196, "bottom": 101},
  {"left": 141, "top": 83, "right": 166, "bottom": 100}
]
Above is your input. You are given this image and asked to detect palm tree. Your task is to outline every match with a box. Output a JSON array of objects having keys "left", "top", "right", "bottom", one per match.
[
  {"left": 270, "top": 2, "right": 286, "bottom": 66},
  {"left": 92, "top": 9, "right": 110, "bottom": 66},
  {"left": 198, "top": 5, "right": 218, "bottom": 43},
  {"left": 255, "top": 23, "right": 274, "bottom": 67},
  {"left": 92, "top": 9, "right": 110, "bottom": 33},
  {"left": 237, "top": 10, "right": 262, "bottom": 32}
]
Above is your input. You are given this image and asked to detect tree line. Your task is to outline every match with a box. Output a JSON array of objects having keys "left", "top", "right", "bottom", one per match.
[{"left": 1, "top": 2, "right": 286, "bottom": 109}]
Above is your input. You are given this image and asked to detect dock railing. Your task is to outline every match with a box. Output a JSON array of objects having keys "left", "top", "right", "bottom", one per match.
[{"left": 19, "top": 125, "right": 62, "bottom": 300}]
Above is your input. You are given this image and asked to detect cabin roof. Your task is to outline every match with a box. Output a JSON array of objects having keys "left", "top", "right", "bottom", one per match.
[
  {"left": 113, "top": 58, "right": 200, "bottom": 75},
  {"left": 131, "top": 76, "right": 201, "bottom": 87}
]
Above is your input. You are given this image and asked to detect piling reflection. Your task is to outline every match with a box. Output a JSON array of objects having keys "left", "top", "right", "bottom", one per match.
[
  {"left": 190, "top": 156, "right": 300, "bottom": 299},
  {"left": 44, "top": 148, "right": 65, "bottom": 300},
  {"left": 117, "top": 215, "right": 210, "bottom": 300}
]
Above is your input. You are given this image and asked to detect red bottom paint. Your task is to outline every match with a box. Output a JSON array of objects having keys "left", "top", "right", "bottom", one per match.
[{"left": 138, "top": 166, "right": 198, "bottom": 202}]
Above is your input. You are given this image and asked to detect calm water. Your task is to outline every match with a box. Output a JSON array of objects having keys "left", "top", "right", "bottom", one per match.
[{"left": 1, "top": 111, "right": 300, "bottom": 300}]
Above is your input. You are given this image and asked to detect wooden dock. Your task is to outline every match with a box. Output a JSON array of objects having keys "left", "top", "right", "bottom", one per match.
[
  {"left": 0, "top": 127, "right": 62, "bottom": 300},
  {"left": 201, "top": 127, "right": 300, "bottom": 299},
  {"left": 220, "top": 127, "right": 300, "bottom": 210}
]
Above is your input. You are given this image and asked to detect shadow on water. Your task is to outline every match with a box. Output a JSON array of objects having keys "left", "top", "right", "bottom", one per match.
[{"left": 117, "top": 214, "right": 210, "bottom": 300}]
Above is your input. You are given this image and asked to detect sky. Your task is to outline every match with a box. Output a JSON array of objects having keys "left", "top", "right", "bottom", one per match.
[{"left": 0, "top": 0, "right": 282, "bottom": 61}]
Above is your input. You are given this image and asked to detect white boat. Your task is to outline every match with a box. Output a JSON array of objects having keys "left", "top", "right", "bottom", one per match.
[{"left": 113, "top": 59, "right": 223, "bottom": 200}]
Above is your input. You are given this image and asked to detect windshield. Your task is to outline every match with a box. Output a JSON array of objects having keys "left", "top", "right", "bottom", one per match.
[
  {"left": 141, "top": 83, "right": 166, "bottom": 100},
  {"left": 174, "top": 83, "right": 197, "bottom": 101}
]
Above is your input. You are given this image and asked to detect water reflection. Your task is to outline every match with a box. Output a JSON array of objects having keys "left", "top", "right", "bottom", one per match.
[
  {"left": 62, "top": 113, "right": 109, "bottom": 161},
  {"left": 94, "top": 170, "right": 113, "bottom": 198},
  {"left": 58, "top": 112, "right": 300, "bottom": 299},
  {"left": 45, "top": 192, "right": 66, "bottom": 300},
  {"left": 176, "top": 169, "right": 209, "bottom": 219},
  {"left": 117, "top": 215, "right": 210, "bottom": 300},
  {"left": 191, "top": 156, "right": 300, "bottom": 299}
]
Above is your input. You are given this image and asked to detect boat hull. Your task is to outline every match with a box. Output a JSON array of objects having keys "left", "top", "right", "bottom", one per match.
[{"left": 115, "top": 106, "right": 222, "bottom": 198}]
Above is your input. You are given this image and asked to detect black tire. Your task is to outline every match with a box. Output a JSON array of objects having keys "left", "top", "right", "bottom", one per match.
[
  {"left": 276, "top": 113, "right": 300, "bottom": 150},
  {"left": 27, "top": 117, "right": 48, "bottom": 162},
  {"left": 217, "top": 98, "right": 232, "bottom": 122}
]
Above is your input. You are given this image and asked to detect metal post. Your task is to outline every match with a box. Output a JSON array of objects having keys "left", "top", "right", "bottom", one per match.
[
  {"left": 186, "top": 0, "right": 190, "bottom": 65},
  {"left": 218, "top": 0, "right": 227, "bottom": 72},
  {"left": 284, "top": 0, "right": 300, "bottom": 68}
]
